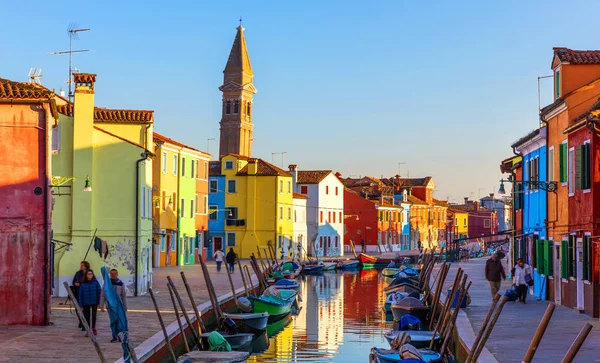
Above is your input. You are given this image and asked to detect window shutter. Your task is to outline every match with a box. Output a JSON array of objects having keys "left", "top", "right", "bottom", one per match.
[
  {"left": 560, "top": 240, "right": 568, "bottom": 279},
  {"left": 583, "top": 236, "right": 589, "bottom": 281},
  {"left": 568, "top": 236, "right": 576, "bottom": 278},
  {"left": 559, "top": 144, "right": 567, "bottom": 183},
  {"left": 536, "top": 239, "right": 544, "bottom": 274},
  {"left": 575, "top": 145, "right": 583, "bottom": 190},
  {"left": 546, "top": 240, "right": 554, "bottom": 276},
  {"left": 583, "top": 144, "right": 591, "bottom": 189}
]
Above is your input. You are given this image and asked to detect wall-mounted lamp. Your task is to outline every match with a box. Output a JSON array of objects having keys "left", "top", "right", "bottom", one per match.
[{"left": 83, "top": 176, "right": 92, "bottom": 192}]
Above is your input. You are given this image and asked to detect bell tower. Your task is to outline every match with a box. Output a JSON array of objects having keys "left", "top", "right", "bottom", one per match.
[{"left": 219, "top": 25, "right": 257, "bottom": 158}]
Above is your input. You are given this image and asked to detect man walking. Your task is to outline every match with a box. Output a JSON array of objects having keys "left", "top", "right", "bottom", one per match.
[
  {"left": 485, "top": 252, "right": 506, "bottom": 298},
  {"left": 99, "top": 269, "right": 128, "bottom": 342}
]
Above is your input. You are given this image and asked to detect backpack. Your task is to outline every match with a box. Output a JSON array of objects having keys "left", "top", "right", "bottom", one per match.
[{"left": 504, "top": 289, "right": 518, "bottom": 302}]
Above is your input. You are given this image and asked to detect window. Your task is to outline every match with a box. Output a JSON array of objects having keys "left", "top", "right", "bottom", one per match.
[
  {"left": 160, "top": 234, "right": 165, "bottom": 252},
  {"left": 328, "top": 211, "right": 331, "bottom": 222},
  {"left": 52, "top": 122, "right": 61, "bottom": 152},
  {"left": 233, "top": 100, "right": 239, "bottom": 114},
  {"left": 162, "top": 152, "right": 167, "bottom": 173},
  {"left": 335, "top": 186, "right": 338, "bottom": 195},
  {"left": 379, "top": 211, "right": 383, "bottom": 222},
  {"left": 205, "top": 162, "right": 209, "bottom": 179},
  {"left": 224, "top": 160, "right": 234, "bottom": 170},
  {"left": 339, "top": 212, "right": 342, "bottom": 223},
  {"left": 162, "top": 190, "right": 166, "bottom": 210},
  {"left": 227, "top": 232, "right": 236, "bottom": 247},
  {"left": 301, "top": 185, "right": 308, "bottom": 194},
  {"left": 203, "top": 195, "right": 207, "bottom": 214},
  {"left": 141, "top": 187, "right": 146, "bottom": 218},
  {"left": 294, "top": 210, "right": 297, "bottom": 222},
  {"left": 148, "top": 188, "right": 152, "bottom": 218},
  {"left": 463, "top": 218, "right": 467, "bottom": 226},
  {"left": 548, "top": 146, "right": 555, "bottom": 182},
  {"left": 225, "top": 101, "right": 231, "bottom": 114},
  {"left": 583, "top": 235, "right": 593, "bottom": 281},
  {"left": 227, "top": 180, "right": 237, "bottom": 193},
  {"left": 559, "top": 142, "right": 568, "bottom": 183},
  {"left": 287, "top": 207, "right": 292, "bottom": 220},
  {"left": 576, "top": 142, "right": 591, "bottom": 190},
  {"left": 209, "top": 205, "right": 218, "bottom": 220},
  {"left": 333, "top": 212, "right": 336, "bottom": 223},
  {"left": 209, "top": 180, "right": 218, "bottom": 193},
  {"left": 182, "top": 157, "right": 186, "bottom": 177},
  {"left": 279, "top": 180, "right": 284, "bottom": 193},
  {"left": 568, "top": 147, "right": 575, "bottom": 195},
  {"left": 320, "top": 211, "right": 323, "bottom": 223},
  {"left": 287, "top": 181, "right": 291, "bottom": 194},
  {"left": 171, "top": 234, "right": 176, "bottom": 251},
  {"left": 326, "top": 186, "right": 329, "bottom": 194},
  {"left": 528, "top": 157, "right": 539, "bottom": 191},
  {"left": 484, "top": 219, "right": 491, "bottom": 228},
  {"left": 191, "top": 159, "right": 195, "bottom": 178},
  {"left": 190, "top": 199, "right": 194, "bottom": 217},
  {"left": 181, "top": 199, "right": 185, "bottom": 218},
  {"left": 195, "top": 195, "right": 198, "bottom": 214},
  {"left": 226, "top": 207, "right": 238, "bottom": 219},
  {"left": 173, "top": 155, "right": 178, "bottom": 175},
  {"left": 280, "top": 206, "right": 284, "bottom": 220},
  {"left": 172, "top": 192, "right": 177, "bottom": 210},
  {"left": 555, "top": 70, "right": 560, "bottom": 99}
]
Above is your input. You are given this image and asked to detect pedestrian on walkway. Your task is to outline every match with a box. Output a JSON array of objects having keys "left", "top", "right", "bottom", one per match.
[
  {"left": 99, "top": 269, "right": 128, "bottom": 342},
  {"left": 226, "top": 248, "right": 237, "bottom": 273},
  {"left": 78, "top": 269, "right": 102, "bottom": 337},
  {"left": 72, "top": 260, "right": 90, "bottom": 330},
  {"left": 214, "top": 248, "right": 225, "bottom": 272},
  {"left": 513, "top": 258, "right": 532, "bottom": 304},
  {"left": 485, "top": 252, "right": 506, "bottom": 299}
]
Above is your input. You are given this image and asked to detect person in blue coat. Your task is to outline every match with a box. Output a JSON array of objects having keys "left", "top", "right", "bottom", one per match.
[{"left": 78, "top": 269, "right": 102, "bottom": 336}]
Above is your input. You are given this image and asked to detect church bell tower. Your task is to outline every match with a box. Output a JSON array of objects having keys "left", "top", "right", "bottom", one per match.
[{"left": 218, "top": 25, "right": 257, "bottom": 158}]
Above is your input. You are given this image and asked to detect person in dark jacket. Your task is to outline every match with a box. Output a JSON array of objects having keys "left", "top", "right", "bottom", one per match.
[
  {"left": 485, "top": 253, "right": 506, "bottom": 299},
  {"left": 226, "top": 248, "right": 237, "bottom": 273},
  {"left": 78, "top": 269, "right": 102, "bottom": 336},
  {"left": 72, "top": 260, "right": 90, "bottom": 330}
]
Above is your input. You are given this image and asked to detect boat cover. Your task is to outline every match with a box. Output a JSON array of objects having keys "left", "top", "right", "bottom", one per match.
[
  {"left": 399, "top": 314, "right": 422, "bottom": 331},
  {"left": 395, "top": 297, "right": 425, "bottom": 308}
]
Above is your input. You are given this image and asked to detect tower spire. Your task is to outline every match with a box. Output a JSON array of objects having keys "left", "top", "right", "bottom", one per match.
[{"left": 224, "top": 24, "right": 253, "bottom": 77}]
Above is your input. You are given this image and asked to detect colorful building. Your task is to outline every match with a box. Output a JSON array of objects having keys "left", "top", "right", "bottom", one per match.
[
  {"left": 208, "top": 161, "right": 226, "bottom": 257},
  {"left": 480, "top": 194, "right": 511, "bottom": 232},
  {"left": 450, "top": 200, "right": 497, "bottom": 240},
  {"left": 289, "top": 167, "right": 345, "bottom": 257},
  {"left": 292, "top": 192, "right": 308, "bottom": 259},
  {"left": 447, "top": 207, "right": 469, "bottom": 239},
  {"left": 0, "top": 78, "right": 54, "bottom": 325},
  {"left": 219, "top": 154, "right": 294, "bottom": 258},
  {"left": 52, "top": 73, "right": 154, "bottom": 297},
  {"left": 152, "top": 133, "right": 210, "bottom": 267}
]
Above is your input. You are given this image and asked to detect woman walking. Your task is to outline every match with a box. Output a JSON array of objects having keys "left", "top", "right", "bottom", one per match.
[
  {"left": 79, "top": 269, "right": 102, "bottom": 336},
  {"left": 226, "top": 248, "right": 237, "bottom": 273},
  {"left": 513, "top": 258, "right": 532, "bottom": 304},
  {"left": 214, "top": 248, "right": 225, "bottom": 272}
]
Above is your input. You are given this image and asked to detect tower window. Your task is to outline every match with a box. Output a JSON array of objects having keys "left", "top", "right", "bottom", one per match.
[
  {"left": 247, "top": 102, "right": 251, "bottom": 115},
  {"left": 234, "top": 100, "right": 239, "bottom": 114},
  {"left": 225, "top": 101, "right": 231, "bottom": 114}
]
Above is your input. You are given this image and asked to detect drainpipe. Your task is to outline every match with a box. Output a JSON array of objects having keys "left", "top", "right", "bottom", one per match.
[{"left": 135, "top": 151, "right": 151, "bottom": 296}]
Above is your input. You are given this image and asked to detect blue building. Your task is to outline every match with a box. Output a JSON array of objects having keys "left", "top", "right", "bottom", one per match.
[
  {"left": 207, "top": 161, "right": 226, "bottom": 258},
  {"left": 512, "top": 126, "right": 547, "bottom": 299}
]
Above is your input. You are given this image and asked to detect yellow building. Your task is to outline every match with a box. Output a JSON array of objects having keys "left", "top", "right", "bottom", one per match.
[
  {"left": 52, "top": 73, "right": 154, "bottom": 297},
  {"left": 448, "top": 207, "right": 469, "bottom": 238},
  {"left": 218, "top": 154, "right": 294, "bottom": 258}
]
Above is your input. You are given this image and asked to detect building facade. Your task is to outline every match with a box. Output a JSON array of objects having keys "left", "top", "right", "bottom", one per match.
[
  {"left": 208, "top": 161, "right": 226, "bottom": 258},
  {"left": 0, "top": 78, "right": 54, "bottom": 325},
  {"left": 290, "top": 167, "right": 345, "bottom": 257},
  {"left": 52, "top": 73, "right": 154, "bottom": 297},
  {"left": 292, "top": 192, "right": 308, "bottom": 259}
]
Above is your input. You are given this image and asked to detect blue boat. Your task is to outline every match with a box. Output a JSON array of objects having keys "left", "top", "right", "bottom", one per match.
[
  {"left": 383, "top": 330, "right": 442, "bottom": 349},
  {"left": 272, "top": 279, "right": 300, "bottom": 290},
  {"left": 370, "top": 347, "right": 442, "bottom": 363},
  {"left": 340, "top": 260, "right": 361, "bottom": 270}
]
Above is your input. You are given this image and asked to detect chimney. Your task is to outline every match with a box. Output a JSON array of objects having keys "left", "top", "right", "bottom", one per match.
[
  {"left": 464, "top": 197, "right": 469, "bottom": 204},
  {"left": 474, "top": 201, "right": 480, "bottom": 212},
  {"left": 334, "top": 171, "right": 342, "bottom": 178},
  {"left": 289, "top": 164, "right": 298, "bottom": 191},
  {"left": 248, "top": 158, "right": 258, "bottom": 175},
  {"left": 489, "top": 193, "right": 495, "bottom": 198}
]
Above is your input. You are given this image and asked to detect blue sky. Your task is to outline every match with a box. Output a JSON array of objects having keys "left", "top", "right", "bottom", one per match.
[{"left": 3, "top": 0, "right": 600, "bottom": 201}]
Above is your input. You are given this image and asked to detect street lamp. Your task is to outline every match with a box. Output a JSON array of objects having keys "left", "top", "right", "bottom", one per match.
[{"left": 498, "top": 178, "right": 558, "bottom": 194}]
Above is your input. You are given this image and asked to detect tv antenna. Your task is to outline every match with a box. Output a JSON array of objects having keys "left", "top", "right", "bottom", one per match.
[
  {"left": 28, "top": 68, "right": 43, "bottom": 85},
  {"left": 53, "top": 22, "right": 90, "bottom": 101}
]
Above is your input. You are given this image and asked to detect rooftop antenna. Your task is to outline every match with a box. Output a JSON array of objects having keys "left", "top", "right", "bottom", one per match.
[
  {"left": 398, "top": 162, "right": 406, "bottom": 176},
  {"left": 28, "top": 68, "right": 43, "bottom": 85},
  {"left": 53, "top": 22, "right": 90, "bottom": 101}
]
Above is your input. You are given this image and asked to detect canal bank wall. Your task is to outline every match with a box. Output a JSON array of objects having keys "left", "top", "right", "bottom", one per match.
[{"left": 115, "top": 282, "right": 259, "bottom": 363}]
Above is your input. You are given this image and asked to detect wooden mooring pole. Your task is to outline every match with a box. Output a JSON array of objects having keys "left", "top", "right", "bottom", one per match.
[
  {"left": 466, "top": 293, "right": 501, "bottom": 363},
  {"left": 180, "top": 271, "right": 207, "bottom": 333},
  {"left": 62, "top": 282, "right": 108, "bottom": 363},
  {"left": 522, "top": 303, "right": 556, "bottom": 363},
  {"left": 147, "top": 285, "right": 177, "bottom": 363},
  {"left": 561, "top": 323, "right": 593, "bottom": 363},
  {"left": 167, "top": 276, "right": 202, "bottom": 348},
  {"left": 167, "top": 283, "right": 190, "bottom": 353},
  {"left": 470, "top": 296, "right": 509, "bottom": 363},
  {"left": 237, "top": 259, "right": 250, "bottom": 297}
]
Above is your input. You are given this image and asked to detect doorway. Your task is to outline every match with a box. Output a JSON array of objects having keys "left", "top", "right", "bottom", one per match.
[
  {"left": 554, "top": 241, "right": 561, "bottom": 305},
  {"left": 576, "top": 237, "right": 584, "bottom": 310},
  {"left": 214, "top": 236, "right": 223, "bottom": 252}
]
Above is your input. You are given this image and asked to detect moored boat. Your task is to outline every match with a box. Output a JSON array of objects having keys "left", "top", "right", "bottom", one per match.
[
  {"left": 272, "top": 279, "right": 300, "bottom": 290},
  {"left": 383, "top": 330, "right": 442, "bottom": 349},
  {"left": 390, "top": 297, "right": 430, "bottom": 323},
  {"left": 384, "top": 283, "right": 422, "bottom": 295},
  {"left": 321, "top": 262, "right": 337, "bottom": 271},
  {"left": 249, "top": 295, "right": 293, "bottom": 322},
  {"left": 382, "top": 268, "right": 401, "bottom": 278},
  {"left": 198, "top": 332, "right": 254, "bottom": 352},
  {"left": 303, "top": 264, "right": 324, "bottom": 274},
  {"left": 221, "top": 312, "right": 269, "bottom": 334},
  {"left": 340, "top": 260, "right": 361, "bottom": 270},
  {"left": 370, "top": 347, "right": 442, "bottom": 363}
]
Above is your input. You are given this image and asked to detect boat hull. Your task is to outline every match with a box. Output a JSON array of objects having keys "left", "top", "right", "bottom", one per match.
[
  {"left": 222, "top": 312, "right": 269, "bottom": 334},
  {"left": 383, "top": 330, "right": 442, "bottom": 349},
  {"left": 199, "top": 332, "right": 254, "bottom": 351},
  {"left": 381, "top": 268, "right": 400, "bottom": 277},
  {"left": 390, "top": 305, "right": 430, "bottom": 323},
  {"left": 340, "top": 261, "right": 360, "bottom": 270},
  {"left": 371, "top": 347, "right": 442, "bottom": 363},
  {"left": 249, "top": 295, "right": 294, "bottom": 322},
  {"left": 303, "top": 265, "right": 324, "bottom": 274},
  {"left": 321, "top": 263, "right": 337, "bottom": 271}
]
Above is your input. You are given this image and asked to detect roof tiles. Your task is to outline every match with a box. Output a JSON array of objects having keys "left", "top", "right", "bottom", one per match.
[
  {"left": 237, "top": 159, "right": 291, "bottom": 177},
  {"left": 297, "top": 170, "right": 331, "bottom": 184},
  {"left": 0, "top": 78, "right": 54, "bottom": 99},
  {"left": 554, "top": 47, "right": 600, "bottom": 65}
]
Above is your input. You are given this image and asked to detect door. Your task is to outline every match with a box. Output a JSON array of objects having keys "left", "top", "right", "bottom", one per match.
[
  {"left": 153, "top": 239, "right": 160, "bottom": 267},
  {"left": 554, "top": 242, "right": 561, "bottom": 305},
  {"left": 165, "top": 234, "right": 172, "bottom": 267},
  {"left": 214, "top": 237, "right": 223, "bottom": 252},
  {"left": 576, "top": 238, "right": 584, "bottom": 310}
]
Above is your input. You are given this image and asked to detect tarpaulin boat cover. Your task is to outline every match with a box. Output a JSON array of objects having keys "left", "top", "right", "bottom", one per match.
[{"left": 395, "top": 297, "right": 425, "bottom": 308}]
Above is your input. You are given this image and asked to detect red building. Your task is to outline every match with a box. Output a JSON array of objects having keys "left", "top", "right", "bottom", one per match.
[
  {"left": 450, "top": 199, "right": 497, "bottom": 240},
  {"left": 0, "top": 79, "right": 54, "bottom": 325}
]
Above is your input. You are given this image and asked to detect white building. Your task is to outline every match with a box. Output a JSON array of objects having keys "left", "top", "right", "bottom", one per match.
[
  {"left": 288, "top": 165, "right": 345, "bottom": 257},
  {"left": 292, "top": 192, "right": 308, "bottom": 259}
]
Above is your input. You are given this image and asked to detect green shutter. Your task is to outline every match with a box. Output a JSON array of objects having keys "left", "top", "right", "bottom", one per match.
[
  {"left": 576, "top": 145, "right": 583, "bottom": 190},
  {"left": 568, "top": 236, "right": 576, "bottom": 278},
  {"left": 583, "top": 236, "right": 589, "bottom": 281},
  {"left": 555, "top": 71, "right": 560, "bottom": 98},
  {"left": 546, "top": 240, "right": 554, "bottom": 276},
  {"left": 560, "top": 144, "right": 568, "bottom": 183},
  {"left": 583, "top": 144, "right": 591, "bottom": 189},
  {"left": 561, "top": 240, "right": 568, "bottom": 279}
]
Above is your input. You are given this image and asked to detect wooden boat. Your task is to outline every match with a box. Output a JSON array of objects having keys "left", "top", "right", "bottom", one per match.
[
  {"left": 249, "top": 289, "right": 297, "bottom": 322},
  {"left": 383, "top": 292, "right": 421, "bottom": 314},
  {"left": 321, "top": 262, "right": 337, "bottom": 271},
  {"left": 357, "top": 253, "right": 395, "bottom": 266},
  {"left": 198, "top": 332, "right": 254, "bottom": 351},
  {"left": 390, "top": 297, "right": 430, "bottom": 323},
  {"left": 357, "top": 250, "right": 420, "bottom": 266},
  {"left": 340, "top": 260, "right": 361, "bottom": 270},
  {"left": 370, "top": 347, "right": 442, "bottom": 363},
  {"left": 221, "top": 312, "right": 269, "bottom": 334},
  {"left": 272, "top": 279, "right": 300, "bottom": 289},
  {"left": 302, "top": 264, "right": 324, "bottom": 274},
  {"left": 382, "top": 268, "right": 401, "bottom": 278},
  {"left": 384, "top": 283, "right": 422, "bottom": 295},
  {"left": 383, "top": 330, "right": 442, "bottom": 349}
]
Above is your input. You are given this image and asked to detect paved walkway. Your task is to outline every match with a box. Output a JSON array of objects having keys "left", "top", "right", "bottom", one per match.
[
  {"left": 438, "top": 258, "right": 600, "bottom": 363},
  {"left": 0, "top": 261, "right": 258, "bottom": 363}
]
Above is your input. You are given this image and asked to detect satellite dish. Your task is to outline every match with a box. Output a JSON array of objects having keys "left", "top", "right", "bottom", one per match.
[{"left": 28, "top": 68, "right": 43, "bottom": 85}]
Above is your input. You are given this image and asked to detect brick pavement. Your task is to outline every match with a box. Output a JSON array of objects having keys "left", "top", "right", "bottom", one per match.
[
  {"left": 438, "top": 258, "right": 600, "bottom": 363},
  {"left": 0, "top": 261, "right": 257, "bottom": 363}
]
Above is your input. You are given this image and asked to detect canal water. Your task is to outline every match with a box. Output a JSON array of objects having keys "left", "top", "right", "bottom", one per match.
[{"left": 249, "top": 269, "right": 392, "bottom": 362}]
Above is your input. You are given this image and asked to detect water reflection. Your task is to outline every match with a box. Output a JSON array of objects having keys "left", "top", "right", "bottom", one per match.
[{"left": 249, "top": 270, "right": 392, "bottom": 362}]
